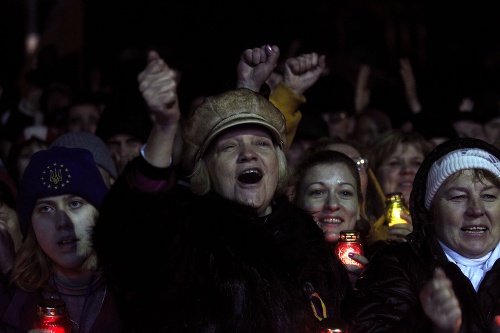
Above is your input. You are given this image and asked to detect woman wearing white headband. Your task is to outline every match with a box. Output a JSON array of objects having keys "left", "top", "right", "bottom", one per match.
[{"left": 347, "top": 137, "right": 500, "bottom": 333}]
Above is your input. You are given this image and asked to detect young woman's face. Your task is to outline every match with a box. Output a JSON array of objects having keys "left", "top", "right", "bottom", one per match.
[
  {"left": 205, "top": 125, "right": 280, "bottom": 217},
  {"left": 297, "top": 163, "right": 360, "bottom": 244},
  {"left": 432, "top": 170, "right": 500, "bottom": 258},
  {"left": 31, "top": 194, "right": 98, "bottom": 271},
  {"left": 376, "top": 143, "right": 425, "bottom": 202},
  {"left": 325, "top": 143, "right": 368, "bottom": 199}
]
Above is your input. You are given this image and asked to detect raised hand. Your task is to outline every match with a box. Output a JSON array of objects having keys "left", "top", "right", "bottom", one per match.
[
  {"left": 137, "top": 50, "right": 181, "bottom": 167},
  {"left": 420, "top": 268, "right": 462, "bottom": 333},
  {"left": 236, "top": 44, "right": 280, "bottom": 92},
  {"left": 399, "top": 58, "right": 422, "bottom": 114},
  {"left": 355, "top": 64, "right": 371, "bottom": 113},
  {"left": 138, "top": 50, "right": 180, "bottom": 127},
  {"left": 282, "top": 52, "right": 326, "bottom": 96}
]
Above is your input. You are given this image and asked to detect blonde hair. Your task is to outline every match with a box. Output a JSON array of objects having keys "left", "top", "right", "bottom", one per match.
[{"left": 10, "top": 226, "right": 53, "bottom": 292}]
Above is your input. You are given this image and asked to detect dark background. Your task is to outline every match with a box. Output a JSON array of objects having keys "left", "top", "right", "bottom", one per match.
[{"left": 1, "top": 1, "right": 500, "bottom": 118}]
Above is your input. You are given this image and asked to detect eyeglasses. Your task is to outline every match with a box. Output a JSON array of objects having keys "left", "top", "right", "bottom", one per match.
[{"left": 353, "top": 157, "right": 369, "bottom": 172}]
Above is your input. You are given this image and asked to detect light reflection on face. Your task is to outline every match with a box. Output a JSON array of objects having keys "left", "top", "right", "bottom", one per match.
[
  {"left": 205, "top": 125, "right": 279, "bottom": 217},
  {"left": 297, "top": 163, "right": 360, "bottom": 243},
  {"left": 31, "top": 194, "right": 98, "bottom": 272}
]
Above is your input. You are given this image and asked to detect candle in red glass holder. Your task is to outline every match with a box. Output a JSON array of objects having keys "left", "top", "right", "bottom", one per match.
[
  {"left": 334, "top": 230, "right": 363, "bottom": 268},
  {"left": 33, "top": 298, "right": 72, "bottom": 333}
]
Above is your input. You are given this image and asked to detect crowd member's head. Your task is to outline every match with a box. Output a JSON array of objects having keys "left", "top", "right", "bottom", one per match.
[
  {"left": 307, "top": 136, "right": 386, "bottom": 225},
  {"left": 290, "top": 150, "right": 367, "bottom": 244},
  {"left": 50, "top": 131, "right": 118, "bottom": 188},
  {"left": 182, "top": 88, "right": 287, "bottom": 216},
  {"left": 368, "top": 129, "right": 434, "bottom": 204},
  {"left": 481, "top": 99, "right": 500, "bottom": 144},
  {"left": 411, "top": 138, "right": 500, "bottom": 262},
  {"left": 451, "top": 100, "right": 488, "bottom": 142},
  {"left": 351, "top": 107, "right": 392, "bottom": 150},
  {"left": 96, "top": 99, "right": 152, "bottom": 175},
  {"left": 308, "top": 136, "right": 369, "bottom": 199},
  {"left": 302, "top": 75, "right": 356, "bottom": 142},
  {"left": 13, "top": 146, "right": 108, "bottom": 291},
  {"left": 0, "top": 176, "right": 22, "bottom": 253},
  {"left": 38, "top": 81, "right": 74, "bottom": 130},
  {"left": 65, "top": 97, "right": 103, "bottom": 134},
  {"left": 5, "top": 136, "right": 49, "bottom": 185}
]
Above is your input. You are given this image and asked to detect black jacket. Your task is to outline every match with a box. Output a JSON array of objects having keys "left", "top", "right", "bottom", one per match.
[
  {"left": 93, "top": 156, "right": 351, "bottom": 333},
  {"left": 346, "top": 138, "right": 500, "bottom": 333}
]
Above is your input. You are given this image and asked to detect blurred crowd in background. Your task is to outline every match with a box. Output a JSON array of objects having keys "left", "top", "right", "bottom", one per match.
[{"left": 1, "top": 0, "right": 500, "bottom": 177}]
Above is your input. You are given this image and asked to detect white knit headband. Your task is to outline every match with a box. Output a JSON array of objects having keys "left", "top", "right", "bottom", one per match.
[{"left": 425, "top": 148, "right": 500, "bottom": 209}]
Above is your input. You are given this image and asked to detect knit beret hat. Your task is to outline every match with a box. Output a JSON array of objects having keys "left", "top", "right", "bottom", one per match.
[
  {"left": 425, "top": 148, "right": 500, "bottom": 209},
  {"left": 182, "top": 88, "right": 286, "bottom": 176},
  {"left": 50, "top": 132, "right": 118, "bottom": 179},
  {"left": 17, "top": 146, "right": 109, "bottom": 235}
]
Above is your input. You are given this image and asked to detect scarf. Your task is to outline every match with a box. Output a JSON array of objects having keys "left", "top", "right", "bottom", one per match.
[{"left": 439, "top": 240, "right": 500, "bottom": 291}]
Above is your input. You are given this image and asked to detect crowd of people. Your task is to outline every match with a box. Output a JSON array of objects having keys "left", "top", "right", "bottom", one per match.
[{"left": 0, "top": 37, "right": 500, "bottom": 332}]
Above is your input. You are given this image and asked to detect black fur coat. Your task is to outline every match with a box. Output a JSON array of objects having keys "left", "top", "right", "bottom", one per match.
[{"left": 93, "top": 157, "right": 350, "bottom": 333}]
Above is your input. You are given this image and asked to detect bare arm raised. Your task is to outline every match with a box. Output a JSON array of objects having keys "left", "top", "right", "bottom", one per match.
[{"left": 137, "top": 50, "right": 180, "bottom": 168}]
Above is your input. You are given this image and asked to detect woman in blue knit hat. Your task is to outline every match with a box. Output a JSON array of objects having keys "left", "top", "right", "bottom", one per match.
[{"left": 0, "top": 146, "right": 124, "bottom": 332}]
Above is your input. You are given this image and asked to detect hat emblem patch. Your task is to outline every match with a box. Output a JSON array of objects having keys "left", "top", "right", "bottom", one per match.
[{"left": 42, "top": 162, "right": 71, "bottom": 190}]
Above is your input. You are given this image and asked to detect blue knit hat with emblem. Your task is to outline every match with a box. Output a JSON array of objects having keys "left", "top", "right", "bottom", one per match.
[{"left": 17, "top": 146, "right": 109, "bottom": 236}]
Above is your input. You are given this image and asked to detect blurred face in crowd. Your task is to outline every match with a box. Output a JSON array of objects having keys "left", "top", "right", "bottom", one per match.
[
  {"left": 432, "top": 170, "right": 500, "bottom": 258},
  {"left": 296, "top": 162, "right": 360, "bottom": 244},
  {"left": 31, "top": 194, "right": 98, "bottom": 275},
  {"left": 321, "top": 111, "right": 354, "bottom": 142},
  {"left": 286, "top": 139, "right": 316, "bottom": 171},
  {"left": 452, "top": 120, "right": 488, "bottom": 142},
  {"left": 484, "top": 116, "right": 500, "bottom": 144},
  {"left": 66, "top": 103, "right": 101, "bottom": 134},
  {"left": 376, "top": 143, "right": 424, "bottom": 202},
  {"left": 106, "top": 134, "right": 143, "bottom": 175},
  {"left": 0, "top": 201, "right": 22, "bottom": 252},
  {"left": 205, "top": 125, "right": 279, "bottom": 217},
  {"left": 17, "top": 140, "right": 48, "bottom": 182},
  {"left": 353, "top": 115, "right": 380, "bottom": 149}
]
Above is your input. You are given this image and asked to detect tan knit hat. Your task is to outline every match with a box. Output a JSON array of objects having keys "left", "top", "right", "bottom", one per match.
[{"left": 182, "top": 88, "right": 286, "bottom": 176}]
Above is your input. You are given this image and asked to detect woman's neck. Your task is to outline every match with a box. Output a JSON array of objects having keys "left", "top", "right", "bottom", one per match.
[{"left": 53, "top": 268, "right": 96, "bottom": 288}]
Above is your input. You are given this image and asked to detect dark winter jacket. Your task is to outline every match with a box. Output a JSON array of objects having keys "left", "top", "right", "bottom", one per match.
[
  {"left": 93, "top": 156, "right": 351, "bottom": 333},
  {"left": 346, "top": 138, "right": 500, "bottom": 333}
]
